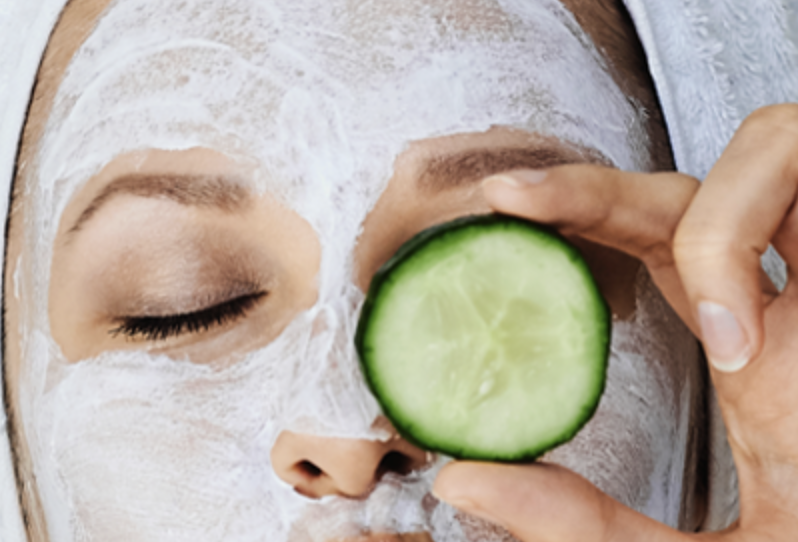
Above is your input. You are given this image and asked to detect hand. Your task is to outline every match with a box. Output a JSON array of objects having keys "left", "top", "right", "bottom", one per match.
[{"left": 432, "top": 104, "right": 798, "bottom": 540}]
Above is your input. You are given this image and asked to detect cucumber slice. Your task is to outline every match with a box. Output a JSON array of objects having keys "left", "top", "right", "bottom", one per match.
[{"left": 356, "top": 214, "right": 610, "bottom": 461}]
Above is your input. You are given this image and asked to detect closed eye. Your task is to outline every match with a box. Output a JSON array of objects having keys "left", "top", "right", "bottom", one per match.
[{"left": 110, "top": 292, "right": 267, "bottom": 342}]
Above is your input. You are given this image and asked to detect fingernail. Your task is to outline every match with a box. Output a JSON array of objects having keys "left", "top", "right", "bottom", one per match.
[
  {"left": 698, "top": 301, "right": 751, "bottom": 373},
  {"left": 482, "top": 170, "right": 547, "bottom": 189}
]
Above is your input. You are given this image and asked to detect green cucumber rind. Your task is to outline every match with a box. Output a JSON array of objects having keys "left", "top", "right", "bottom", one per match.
[{"left": 356, "top": 214, "right": 611, "bottom": 462}]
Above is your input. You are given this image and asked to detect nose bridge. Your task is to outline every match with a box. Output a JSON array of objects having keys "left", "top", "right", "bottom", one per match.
[
  {"left": 283, "top": 287, "right": 386, "bottom": 442},
  {"left": 272, "top": 288, "right": 434, "bottom": 500}
]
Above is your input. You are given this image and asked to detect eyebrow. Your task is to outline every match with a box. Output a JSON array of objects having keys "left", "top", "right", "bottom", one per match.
[
  {"left": 417, "top": 146, "right": 600, "bottom": 193},
  {"left": 70, "top": 174, "right": 251, "bottom": 233},
  {"left": 70, "top": 147, "right": 592, "bottom": 232}
]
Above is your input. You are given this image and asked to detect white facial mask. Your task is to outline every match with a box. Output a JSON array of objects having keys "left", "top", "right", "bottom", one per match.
[
  {"left": 13, "top": 0, "right": 696, "bottom": 540},
  {"left": 542, "top": 270, "right": 701, "bottom": 525}
]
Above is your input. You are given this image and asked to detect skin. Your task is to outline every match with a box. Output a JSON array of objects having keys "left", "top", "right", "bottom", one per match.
[
  {"left": 3, "top": 0, "right": 701, "bottom": 540},
  {"left": 434, "top": 104, "right": 798, "bottom": 541}
]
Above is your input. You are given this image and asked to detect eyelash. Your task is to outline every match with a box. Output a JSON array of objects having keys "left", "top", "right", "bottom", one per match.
[{"left": 110, "top": 292, "right": 267, "bottom": 342}]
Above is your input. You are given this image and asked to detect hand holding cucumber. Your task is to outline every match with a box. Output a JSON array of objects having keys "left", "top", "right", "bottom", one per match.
[{"left": 433, "top": 104, "right": 798, "bottom": 541}]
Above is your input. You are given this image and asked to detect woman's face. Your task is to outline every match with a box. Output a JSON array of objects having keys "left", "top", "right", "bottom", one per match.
[{"left": 5, "top": 0, "right": 702, "bottom": 540}]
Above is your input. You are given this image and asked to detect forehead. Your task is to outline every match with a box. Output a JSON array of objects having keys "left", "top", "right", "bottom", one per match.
[
  {"left": 36, "top": 0, "right": 635, "bottom": 208},
  {"left": 59, "top": 0, "right": 557, "bottom": 104},
  {"left": 83, "top": 0, "right": 541, "bottom": 52},
  {"left": 56, "top": 0, "right": 577, "bottom": 117}
]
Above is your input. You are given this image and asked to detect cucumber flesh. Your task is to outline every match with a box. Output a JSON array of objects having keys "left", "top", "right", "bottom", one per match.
[{"left": 356, "top": 215, "right": 610, "bottom": 461}]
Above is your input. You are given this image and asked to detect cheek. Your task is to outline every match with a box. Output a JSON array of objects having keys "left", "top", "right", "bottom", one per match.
[
  {"left": 29, "top": 289, "right": 387, "bottom": 534},
  {"left": 540, "top": 276, "right": 701, "bottom": 526},
  {"left": 543, "top": 347, "right": 681, "bottom": 505},
  {"left": 34, "top": 349, "right": 302, "bottom": 539}
]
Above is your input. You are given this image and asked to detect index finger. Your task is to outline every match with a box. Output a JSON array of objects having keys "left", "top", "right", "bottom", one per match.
[{"left": 482, "top": 164, "right": 699, "bottom": 330}]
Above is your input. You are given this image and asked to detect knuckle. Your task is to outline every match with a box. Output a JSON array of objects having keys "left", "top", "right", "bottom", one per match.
[
  {"left": 672, "top": 229, "right": 727, "bottom": 266},
  {"left": 742, "top": 104, "right": 798, "bottom": 138},
  {"left": 652, "top": 172, "right": 701, "bottom": 205},
  {"left": 549, "top": 163, "right": 614, "bottom": 186},
  {"left": 673, "top": 230, "right": 760, "bottom": 278},
  {"left": 671, "top": 237, "right": 696, "bottom": 267},
  {"left": 654, "top": 171, "right": 700, "bottom": 190},
  {"left": 548, "top": 163, "right": 617, "bottom": 199}
]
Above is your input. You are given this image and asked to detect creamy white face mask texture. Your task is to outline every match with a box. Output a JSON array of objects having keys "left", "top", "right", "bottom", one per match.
[{"left": 12, "top": 0, "right": 698, "bottom": 540}]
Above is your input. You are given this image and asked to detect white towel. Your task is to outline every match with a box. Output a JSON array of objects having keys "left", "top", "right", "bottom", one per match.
[{"left": 0, "top": 2, "right": 71, "bottom": 538}]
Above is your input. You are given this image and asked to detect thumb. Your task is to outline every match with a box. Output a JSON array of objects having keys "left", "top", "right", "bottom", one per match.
[
  {"left": 673, "top": 108, "right": 797, "bottom": 374},
  {"left": 433, "top": 461, "right": 685, "bottom": 542}
]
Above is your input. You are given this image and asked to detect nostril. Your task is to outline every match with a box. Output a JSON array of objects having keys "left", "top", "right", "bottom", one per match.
[
  {"left": 272, "top": 429, "right": 432, "bottom": 499},
  {"left": 376, "top": 451, "right": 415, "bottom": 478},
  {"left": 296, "top": 460, "right": 323, "bottom": 478}
]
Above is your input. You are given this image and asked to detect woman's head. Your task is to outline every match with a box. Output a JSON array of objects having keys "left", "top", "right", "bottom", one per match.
[{"left": 4, "top": 0, "right": 701, "bottom": 540}]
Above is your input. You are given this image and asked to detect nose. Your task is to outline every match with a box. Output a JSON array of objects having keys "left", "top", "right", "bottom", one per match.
[{"left": 270, "top": 424, "right": 431, "bottom": 499}]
